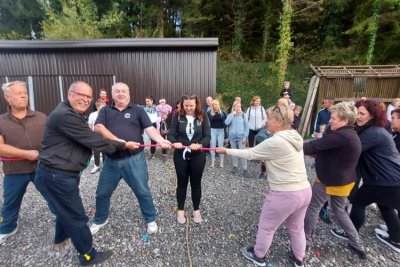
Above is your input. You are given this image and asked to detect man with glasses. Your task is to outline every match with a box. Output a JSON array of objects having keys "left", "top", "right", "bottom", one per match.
[
  {"left": 35, "top": 81, "right": 135, "bottom": 266},
  {"left": 0, "top": 81, "right": 47, "bottom": 245},
  {"left": 89, "top": 82, "right": 171, "bottom": 236}
]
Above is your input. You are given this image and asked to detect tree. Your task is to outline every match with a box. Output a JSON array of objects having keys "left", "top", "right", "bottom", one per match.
[
  {"left": 40, "top": 0, "right": 102, "bottom": 39},
  {"left": 0, "top": 0, "right": 44, "bottom": 39},
  {"left": 275, "top": 0, "right": 293, "bottom": 87}
]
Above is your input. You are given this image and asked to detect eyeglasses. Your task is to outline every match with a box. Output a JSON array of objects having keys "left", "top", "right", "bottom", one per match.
[
  {"left": 71, "top": 90, "right": 93, "bottom": 101},
  {"left": 273, "top": 106, "right": 283, "bottom": 118}
]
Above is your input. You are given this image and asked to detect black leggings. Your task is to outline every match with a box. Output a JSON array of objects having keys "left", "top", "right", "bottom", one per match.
[
  {"left": 150, "top": 122, "right": 157, "bottom": 154},
  {"left": 248, "top": 129, "right": 260, "bottom": 148},
  {"left": 173, "top": 151, "right": 206, "bottom": 210},
  {"left": 350, "top": 185, "right": 400, "bottom": 242}
]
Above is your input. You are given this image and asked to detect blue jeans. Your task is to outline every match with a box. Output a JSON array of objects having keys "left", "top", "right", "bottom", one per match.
[
  {"left": 0, "top": 172, "right": 35, "bottom": 234},
  {"left": 94, "top": 151, "right": 156, "bottom": 224},
  {"left": 210, "top": 128, "right": 225, "bottom": 162},
  {"left": 34, "top": 165, "right": 92, "bottom": 254},
  {"left": 229, "top": 140, "right": 247, "bottom": 170}
]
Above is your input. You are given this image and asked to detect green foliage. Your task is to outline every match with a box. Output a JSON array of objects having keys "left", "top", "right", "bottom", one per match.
[
  {"left": 41, "top": 0, "right": 102, "bottom": 39},
  {"left": 0, "top": 0, "right": 44, "bottom": 39},
  {"left": 217, "top": 61, "right": 309, "bottom": 110},
  {"left": 0, "top": 0, "right": 399, "bottom": 64},
  {"left": 274, "top": 0, "right": 293, "bottom": 88}
]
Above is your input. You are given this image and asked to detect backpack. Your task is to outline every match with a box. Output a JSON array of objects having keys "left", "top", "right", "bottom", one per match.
[{"left": 255, "top": 128, "right": 273, "bottom": 145}]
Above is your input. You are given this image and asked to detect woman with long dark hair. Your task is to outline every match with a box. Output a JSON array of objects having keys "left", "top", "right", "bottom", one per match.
[{"left": 167, "top": 94, "right": 211, "bottom": 224}]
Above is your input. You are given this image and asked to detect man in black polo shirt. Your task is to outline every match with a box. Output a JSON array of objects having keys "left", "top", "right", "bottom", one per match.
[{"left": 90, "top": 82, "right": 171, "bottom": 236}]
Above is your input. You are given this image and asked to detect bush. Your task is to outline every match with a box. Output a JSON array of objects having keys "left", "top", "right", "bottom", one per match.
[{"left": 217, "top": 60, "right": 310, "bottom": 110}]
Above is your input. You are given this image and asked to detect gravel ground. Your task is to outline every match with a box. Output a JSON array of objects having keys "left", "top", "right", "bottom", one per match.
[{"left": 1, "top": 151, "right": 400, "bottom": 267}]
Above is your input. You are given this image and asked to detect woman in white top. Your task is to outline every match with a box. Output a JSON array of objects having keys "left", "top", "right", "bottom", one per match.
[
  {"left": 218, "top": 105, "right": 311, "bottom": 267},
  {"left": 246, "top": 96, "right": 267, "bottom": 147}
]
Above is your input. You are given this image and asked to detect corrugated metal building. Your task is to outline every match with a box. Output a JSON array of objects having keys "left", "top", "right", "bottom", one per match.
[{"left": 0, "top": 38, "right": 218, "bottom": 115}]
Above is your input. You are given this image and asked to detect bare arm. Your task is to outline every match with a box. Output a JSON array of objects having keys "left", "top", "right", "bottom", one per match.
[{"left": 0, "top": 135, "right": 39, "bottom": 161}]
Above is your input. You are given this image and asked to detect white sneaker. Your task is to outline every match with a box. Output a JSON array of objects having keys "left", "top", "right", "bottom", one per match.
[
  {"left": 0, "top": 227, "right": 18, "bottom": 244},
  {"left": 90, "top": 220, "right": 108, "bottom": 235},
  {"left": 147, "top": 221, "right": 158, "bottom": 234},
  {"left": 379, "top": 224, "right": 388, "bottom": 232},
  {"left": 375, "top": 228, "right": 389, "bottom": 238},
  {"left": 90, "top": 166, "right": 101, "bottom": 174}
]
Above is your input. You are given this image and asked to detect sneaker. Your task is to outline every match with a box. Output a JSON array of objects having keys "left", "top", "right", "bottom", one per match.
[
  {"left": 319, "top": 207, "right": 331, "bottom": 224},
  {"left": 348, "top": 244, "right": 367, "bottom": 259},
  {"left": 210, "top": 161, "right": 215, "bottom": 168},
  {"left": 374, "top": 228, "right": 389, "bottom": 238},
  {"left": 259, "top": 172, "right": 267, "bottom": 179},
  {"left": 241, "top": 246, "right": 266, "bottom": 267},
  {"left": 231, "top": 167, "right": 238, "bottom": 174},
  {"left": 177, "top": 211, "right": 186, "bottom": 224},
  {"left": 90, "top": 165, "right": 101, "bottom": 174},
  {"left": 378, "top": 224, "right": 388, "bottom": 232},
  {"left": 148, "top": 154, "right": 154, "bottom": 160},
  {"left": 192, "top": 210, "right": 202, "bottom": 224},
  {"left": 331, "top": 228, "right": 349, "bottom": 240},
  {"left": 90, "top": 220, "right": 108, "bottom": 235},
  {"left": 242, "top": 170, "right": 250, "bottom": 178},
  {"left": 219, "top": 161, "right": 224, "bottom": 168},
  {"left": 147, "top": 221, "right": 158, "bottom": 234},
  {"left": 79, "top": 249, "right": 113, "bottom": 266},
  {"left": 0, "top": 227, "right": 18, "bottom": 244},
  {"left": 161, "top": 155, "right": 167, "bottom": 162},
  {"left": 288, "top": 250, "right": 305, "bottom": 267},
  {"left": 376, "top": 233, "right": 400, "bottom": 253}
]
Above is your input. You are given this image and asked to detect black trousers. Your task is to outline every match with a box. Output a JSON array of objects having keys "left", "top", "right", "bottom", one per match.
[
  {"left": 34, "top": 165, "right": 92, "bottom": 254},
  {"left": 350, "top": 184, "right": 400, "bottom": 242},
  {"left": 173, "top": 150, "right": 206, "bottom": 210},
  {"left": 248, "top": 129, "right": 260, "bottom": 148}
]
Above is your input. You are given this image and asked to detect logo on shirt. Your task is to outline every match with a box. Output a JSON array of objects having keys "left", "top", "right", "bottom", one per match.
[
  {"left": 196, "top": 120, "right": 202, "bottom": 127},
  {"left": 124, "top": 113, "right": 131, "bottom": 119}
]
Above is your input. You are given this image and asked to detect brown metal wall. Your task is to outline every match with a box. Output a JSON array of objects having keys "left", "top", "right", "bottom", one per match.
[{"left": 0, "top": 47, "right": 216, "bottom": 114}]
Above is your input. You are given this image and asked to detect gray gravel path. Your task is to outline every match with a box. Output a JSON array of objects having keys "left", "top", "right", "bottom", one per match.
[{"left": 1, "top": 152, "right": 399, "bottom": 267}]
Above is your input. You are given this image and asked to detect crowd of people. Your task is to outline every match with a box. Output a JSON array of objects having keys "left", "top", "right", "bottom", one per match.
[{"left": 1, "top": 79, "right": 400, "bottom": 267}]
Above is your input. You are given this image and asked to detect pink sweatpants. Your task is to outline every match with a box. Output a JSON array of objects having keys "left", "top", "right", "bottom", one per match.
[{"left": 254, "top": 186, "right": 312, "bottom": 261}]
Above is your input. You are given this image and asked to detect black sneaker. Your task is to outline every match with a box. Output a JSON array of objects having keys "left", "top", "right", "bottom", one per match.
[
  {"left": 288, "top": 251, "right": 305, "bottom": 267},
  {"left": 319, "top": 207, "right": 331, "bottom": 224},
  {"left": 231, "top": 167, "right": 238, "bottom": 174},
  {"left": 79, "top": 249, "right": 113, "bottom": 266},
  {"left": 241, "top": 246, "right": 266, "bottom": 267},
  {"left": 243, "top": 170, "right": 250, "bottom": 178},
  {"left": 348, "top": 244, "right": 367, "bottom": 259},
  {"left": 376, "top": 233, "right": 400, "bottom": 253},
  {"left": 259, "top": 172, "right": 267, "bottom": 179},
  {"left": 331, "top": 228, "right": 349, "bottom": 240}
]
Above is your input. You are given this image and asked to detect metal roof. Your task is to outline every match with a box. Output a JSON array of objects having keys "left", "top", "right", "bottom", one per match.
[
  {"left": 0, "top": 38, "right": 219, "bottom": 49},
  {"left": 310, "top": 64, "right": 400, "bottom": 77}
]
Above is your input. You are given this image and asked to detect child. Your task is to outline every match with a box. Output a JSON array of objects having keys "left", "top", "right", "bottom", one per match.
[{"left": 313, "top": 124, "right": 326, "bottom": 140}]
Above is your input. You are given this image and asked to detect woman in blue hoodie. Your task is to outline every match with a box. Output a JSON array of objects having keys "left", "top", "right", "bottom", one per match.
[{"left": 225, "top": 101, "right": 249, "bottom": 178}]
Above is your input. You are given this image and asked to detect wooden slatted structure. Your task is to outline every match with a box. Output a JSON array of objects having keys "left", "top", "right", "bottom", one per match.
[{"left": 299, "top": 64, "right": 400, "bottom": 137}]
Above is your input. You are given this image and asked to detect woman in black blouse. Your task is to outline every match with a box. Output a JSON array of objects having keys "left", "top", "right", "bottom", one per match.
[{"left": 168, "top": 94, "right": 211, "bottom": 224}]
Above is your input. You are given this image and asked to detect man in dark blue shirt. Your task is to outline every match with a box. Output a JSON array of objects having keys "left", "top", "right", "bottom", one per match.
[
  {"left": 314, "top": 97, "right": 334, "bottom": 134},
  {"left": 90, "top": 82, "right": 171, "bottom": 237}
]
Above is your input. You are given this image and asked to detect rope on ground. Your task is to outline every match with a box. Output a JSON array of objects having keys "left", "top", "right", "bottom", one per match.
[{"left": 185, "top": 214, "right": 193, "bottom": 267}]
